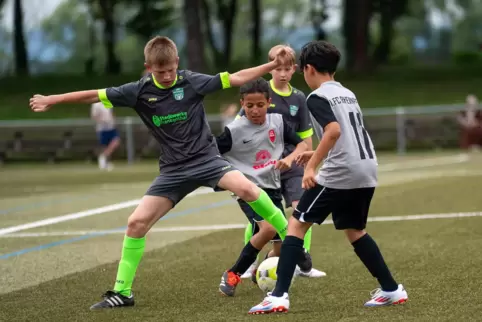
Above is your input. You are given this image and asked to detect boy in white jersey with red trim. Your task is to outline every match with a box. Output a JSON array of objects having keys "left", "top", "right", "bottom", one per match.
[
  {"left": 237, "top": 45, "right": 325, "bottom": 279},
  {"left": 216, "top": 78, "right": 310, "bottom": 296},
  {"left": 249, "top": 41, "right": 408, "bottom": 315}
]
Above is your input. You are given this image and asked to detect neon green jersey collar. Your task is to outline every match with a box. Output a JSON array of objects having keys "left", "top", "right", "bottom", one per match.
[
  {"left": 269, "top": 79, "right": 292, "bottom": 97},
  {"left": 152, "top": 74, "right": 178, "bottom": 89}
]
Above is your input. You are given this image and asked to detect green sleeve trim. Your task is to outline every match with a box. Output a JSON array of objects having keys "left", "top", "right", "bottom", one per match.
[
  {"left": 98, "top": 89, "right": 113, "bottom": 108},
  {"left": 297, "top": 128, "right": 313, "bottom": 139},
  {"left": 220, "top": 72, "right": 231, "bottom": 89}
]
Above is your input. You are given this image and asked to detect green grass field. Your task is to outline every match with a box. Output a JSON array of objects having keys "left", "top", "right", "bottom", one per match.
[{"left": 1, "top": 152, "right": 482, "bottom": 321}]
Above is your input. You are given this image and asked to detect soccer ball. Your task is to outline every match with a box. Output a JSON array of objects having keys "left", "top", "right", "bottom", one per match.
[{"left": 256, "top": 256, "right": 296, "bottom": 293}]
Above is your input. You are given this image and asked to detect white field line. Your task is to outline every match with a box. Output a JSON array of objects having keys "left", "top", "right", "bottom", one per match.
[
  {"left": 2, "top": 212, "right": 481, "bottom": 238},
  {"left": 0, "top": 155, "right": 469, "bottom": 237},
  {"left": 0, "top": 187, "right": 213, "bottom": 236},
  {"left": 378, "top": 154, "right": 469, "bottom": 172}
]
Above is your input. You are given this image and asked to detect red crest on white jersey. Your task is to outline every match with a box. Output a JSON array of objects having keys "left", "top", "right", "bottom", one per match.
[{"left": 269, "top": 129, "right": 276, "bottom": 143}]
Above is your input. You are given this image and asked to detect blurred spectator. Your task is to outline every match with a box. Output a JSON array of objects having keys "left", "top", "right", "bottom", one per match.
[
  {"left": 91, "top": 102, "right": 121, "bottom": 170},
  {"left": 220, "top": 103, "right": 238, "bottom": 128},
  {"left": 457, "top": 94, "right": 482, "bottom": 151}
]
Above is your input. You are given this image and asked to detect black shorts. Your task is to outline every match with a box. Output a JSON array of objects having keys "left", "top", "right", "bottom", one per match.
[
  {"left": 292, "top": 184, "right": 375, "bottom": 230},
  {"left": 145, "top": 156, "right": 235, "bottom": 206},
  {"left": 238, "top": 189, "right": 285, "bottom": 242},
  {"left": 281, "top": 175, "right": 304, "bottom": 208}
]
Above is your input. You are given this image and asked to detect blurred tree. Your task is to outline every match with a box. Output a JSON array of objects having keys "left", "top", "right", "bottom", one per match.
[
  {"left": 13, "top": 0, "right": 29, "bottom": 76},
  {"left": 0, "top": 0, "right": 5, "bottom": 20},
  {"left": 40, "top": 0, "right": 93, "bottom": 74},
  {"left": 311, "top": 0, "right": 328, "bottom": 41},
  {"left": 372, "top": 0, "right": 409, "bottom": 65},
  {"left": 251, "top": 0, "right": 261, "bottom": 64},
  {"left": 343, "top": 0, "right": 373, "bottom": 72},
  {"left": 85, "top": 0, "right": 122, "bottom": 74},
  {"left": 122, "top": 0, "right": 175, "bottom": 42},
  {"left": 201, "top": 0, "right": 238, "bottom": 68},
  {"left": 184, "top": 0, "right": 207, "bottom": 72}
]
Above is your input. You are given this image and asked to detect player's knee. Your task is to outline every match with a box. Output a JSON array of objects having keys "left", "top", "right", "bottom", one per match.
[
  {"left": 344, "top": 229, "right": 366, "bottom": 243},
  {"left": 236, "top": 181, "right": 259, "bottom": 201},
  {"left": 127, "top": 215, "right": 149, "bottom": 237},
  {"left": 259, "top": 224, "right": 277, "bottom": 239},
  {"left": 287, "top": 216, "right": 311, "bottom": 239}
]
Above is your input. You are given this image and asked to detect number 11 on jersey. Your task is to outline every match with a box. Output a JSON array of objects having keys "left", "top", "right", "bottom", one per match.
[{"left": 349, "top": 112, "right": 375, "bottom": 160}]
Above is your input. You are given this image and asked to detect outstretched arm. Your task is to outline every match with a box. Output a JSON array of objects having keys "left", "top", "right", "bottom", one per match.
[
  {"left": 30, "top": 90, "right": 99, "bottom": 112},
  {"left": 30, "top": 81, "right": 141, "bottom": 113},
  {"left": 229, "top": 46, "right": 292, "bottom": 87}
]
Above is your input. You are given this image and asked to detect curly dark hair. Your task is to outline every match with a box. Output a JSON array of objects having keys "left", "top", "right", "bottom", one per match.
[{"left": 239, "top": 77, "right": 270, "bottom": 100}]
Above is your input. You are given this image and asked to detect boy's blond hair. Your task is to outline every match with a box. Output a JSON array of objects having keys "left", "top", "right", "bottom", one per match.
[
  {"left": 144, "top": 36, "right": 178, "bottom": 66},
  {"left": 268, "top": 44, "right": 296, "bottom": 65}
]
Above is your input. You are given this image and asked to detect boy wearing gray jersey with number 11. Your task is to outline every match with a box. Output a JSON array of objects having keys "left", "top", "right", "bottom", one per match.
[{"left": 249, "top": 41, "right": 408, "bottom": 315}]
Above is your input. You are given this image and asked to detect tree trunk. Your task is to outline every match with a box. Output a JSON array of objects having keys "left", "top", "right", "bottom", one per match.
[
  {"left": 373, "top": 12, "right": 392, "bottom": 65},
  {"left": 251, "top": 0, "right": 261, "bottom": 64},
  {"left": 13, "top": 0, "right": 28, "bottom": 76},
  {"left": 220, "top": 0, "right": 237, "bottom": 67},
  {"left": 372, "top": 0, "right": 408, "bottom": 65},
  {"left": 98, "top": 0, "right": 121, "bottom": 75},
  {"left": 343, "top": 0, "right": 372, "bottom": 72},
  {"left": 201, "top": 0, "right": 222, "bottom": 64},
  {"left": 184, "top": 0, "right": 207, "bottom": 72}
]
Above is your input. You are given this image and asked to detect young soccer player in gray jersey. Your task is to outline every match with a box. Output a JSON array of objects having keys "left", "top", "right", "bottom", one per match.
[
  {"left": 237, "top": 45, "right": 325, "bottom": 279},
  {"left": 215, "top": 78, "right": 310, "bottom": 296},
  {"left": 249, "top": 41, "right": 408, "bottom": 315},
  {"left": 29, "top": 36, "right": 295, "bottom": 310}
]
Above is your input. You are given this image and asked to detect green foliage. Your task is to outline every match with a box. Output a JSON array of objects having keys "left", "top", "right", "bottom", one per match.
[
  {"left": 452, "top": 51, "right": 482, "bottom": 65},
  {"left": 121, "top": 0, "right": 175, "bottom": 41}
]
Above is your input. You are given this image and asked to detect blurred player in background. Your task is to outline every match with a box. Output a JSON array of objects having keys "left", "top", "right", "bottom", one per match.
[
  {"left": 90, "top": 101, "right": 120, "bottom": 170},
  {"left": 220, "top": 103, "right": 239, "bottom": 128},
  {"left": 458, "top": 94, "right": 482, "bottom": 151},
  {"left": 238, "top": 45, "right": 325, "bottom": 279}
]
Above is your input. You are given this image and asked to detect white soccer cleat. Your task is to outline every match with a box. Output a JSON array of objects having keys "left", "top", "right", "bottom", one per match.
[
  {"left": 98, "top": 155, "right": 107, "bottom": 169},
  {"left": 248, "top": 292, "right": 290, "bottom": 315},
  {"left": 241, "top": 263, "right": 257, "bottom": 279},
  {"left": 295, "top": 267, "right": 327, "bottom": 278},
  {"left": 364, "top": 284, "right": 408, "bottom": 307}
]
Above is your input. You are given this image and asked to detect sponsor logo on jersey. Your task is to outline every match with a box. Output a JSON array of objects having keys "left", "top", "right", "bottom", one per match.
[
  {"left": 152, "top": 112, "right": 187, "bottom": 126},
  {"left": 253, "top": 150, "right": 276, "bottom": 170},
  {"left": 289, "top": 105, "right": 299, "bottom": 116},
  {"left": 172, "top": 88, "right": 184, "bottom": 100}
]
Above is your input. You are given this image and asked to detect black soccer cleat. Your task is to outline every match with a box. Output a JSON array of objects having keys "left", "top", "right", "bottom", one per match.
[
  {"left": 90, "top": 290, "right": 135, "bottom": 310},
  {"left": 297, "top": 250, "right": 313, "bottom": 273}
]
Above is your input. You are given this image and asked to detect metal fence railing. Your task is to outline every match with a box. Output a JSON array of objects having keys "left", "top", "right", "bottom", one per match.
[{"left": 0, "top": 104, "right": 467, "bottom": 164}]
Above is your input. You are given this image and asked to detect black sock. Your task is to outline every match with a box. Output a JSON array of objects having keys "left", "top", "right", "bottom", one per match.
[
  {"left": 230, "top": 242, "right": 260, "bottom": 275},
  {"left": 352, "top": 233, "right": 398, "bottom": 292},
  {"left": 272, "top": 236, "right": 304, "bottom": 297}
]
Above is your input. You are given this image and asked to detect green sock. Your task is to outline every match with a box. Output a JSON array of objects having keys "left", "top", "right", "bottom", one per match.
[
  {"left": 247, "top": 190, "right": 288, "bottom": 240},
  {"left": 113, "top": 235, "right": 146, "bottom": 296},
  {"left": 244, "top": 222, "right": 253, "bottom": 245},
  {"left": 244, "top": 222, "right": 261, "bottom": 263},
  {"left": 304, "top": 227, "right": 312, "bottom": 252}
]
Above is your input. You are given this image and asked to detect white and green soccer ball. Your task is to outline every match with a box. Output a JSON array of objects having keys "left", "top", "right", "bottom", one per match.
[{"left": 256, "top": 256, "right": 295, "bottom": 293}]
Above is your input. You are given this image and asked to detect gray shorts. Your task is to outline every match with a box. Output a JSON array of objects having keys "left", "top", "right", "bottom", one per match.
[
  {"left": 281, "top": 175, "right": 304, "bottom": 208},
  {"left": 145, "top": 156, "right": 235, "bottom": 206}
]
